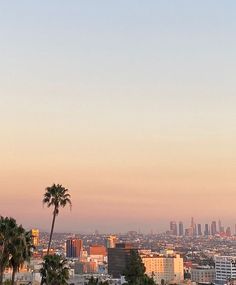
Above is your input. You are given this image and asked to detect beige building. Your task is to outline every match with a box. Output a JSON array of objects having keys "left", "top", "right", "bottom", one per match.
[
  {"left": 31, "top": 229, "right": 40, "bottom": 247},
  {"left": 141, "top": 250, "right": 184, "bottom": 285}
]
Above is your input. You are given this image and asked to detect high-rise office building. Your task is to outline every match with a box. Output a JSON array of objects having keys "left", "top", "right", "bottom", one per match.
[
  {"left": 204, "top": 224, "right": 209, "bottom": 236},
  {"left": 108, "top": 243, "right": 135, "bottom": 278},
  {"left": 31, "top": 229, "right": 39, "bottom": 247},
  {"left": 191, "top": 217, "right": 197, "bottom": 236},
  {"left": 211, "top": 221, "right": 217, "bottom": 236},
  {"left": 170, "top": 221, "right": 177, "bottom": 236},
  {"left": 197, "top": 224, "right": 202, "bottom": 236},
  {"left": 191, "top": 217, "right": 195, "bottom": 229},
  {"left": 218, "top": 220, "right": 224, "bottom": 233},
  {"left": 66, "top": 238, "right": 83, "bottom": 258},
  {"left": 179, "top": 222, "right": 184, "bottom": 236},
  {"left": 226, "top": 226, "right": 231, "bottom": 237}
]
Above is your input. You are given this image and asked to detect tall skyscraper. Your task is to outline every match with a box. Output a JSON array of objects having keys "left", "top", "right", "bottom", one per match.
[
  {"left": 178, "top": 221, "right": 184, "bottom": 236},
  {"left": 204, "top": 224, "right": 209, "bottom": 236},
  {"left": 191, "top": 217, "right": 197, "bottom": 236},
  {"left": 191, "top": 217, "right": 195, "bottom": 229},
  {"left": 226, "top": 226, "right": 231, "bottom": 237},
  {"left": 211, "top": 221, "right": 217, "bottom": 236},
  {"left": 170, "top": 221, "right": 177, "bottom": 236},
  {"left": 197, "top": 224, "right": 202, "bottom": 236},
  {"left": 218, "top": 220, "right": 224, "bottom": 233},
  {"left": 31, "top": 229, "right": 39, "bottom": 247},
  {"left": 66, "top": 238, "right": 83, "bottom": 258}
]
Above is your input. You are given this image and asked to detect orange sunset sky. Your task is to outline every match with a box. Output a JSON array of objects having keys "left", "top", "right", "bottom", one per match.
[{"left": 1, "top": 1, "right": 236, "bottom": 233}]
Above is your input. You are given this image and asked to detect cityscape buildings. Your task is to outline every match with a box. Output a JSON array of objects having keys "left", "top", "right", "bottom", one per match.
[
  {"left": 66, "top": 238, "right": 83, "bottom": 258},
  {"left": 5, "top": 226, "right": 236, "bottom": 285},
  {"left": 166, "top": 218, "right": 235, "bottom": 238}
]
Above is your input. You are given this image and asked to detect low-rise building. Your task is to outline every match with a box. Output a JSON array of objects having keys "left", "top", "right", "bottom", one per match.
[
  {"left": 191, "top": 266, "right": 215, "bottom": 284},
  {"left": 215, "top": 256, "right": 236, "bottom": 285},
  {"left": 140, "top": 250, "right": 184, "bottom": 284}
]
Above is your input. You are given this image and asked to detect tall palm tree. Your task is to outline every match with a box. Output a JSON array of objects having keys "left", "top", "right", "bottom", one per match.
[
  {"left": 43, "top": 184, "right": 72, "bottom": 254},
  {"left": 9, "top": 228, "right": 34, "bottom": 285},
  {"left": 40, "top": 254, "right": 69, "bottom": 285},
  {"left": 0, "top": 217, "right": 18, "bottom": 285}
]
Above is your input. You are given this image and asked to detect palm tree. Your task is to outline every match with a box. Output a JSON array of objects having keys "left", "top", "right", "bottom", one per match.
[
  {"left": 40, "top": 254, "right": 69, "bottom": 285},
  {"left": 0, "top": 217, "right": 18, "bottom": 285},
  {"left": 43, "top": 184, "right": 72, "bottom": 255},
  {"left": 9, "top": 228, "right": 34, "bottom": 285}
]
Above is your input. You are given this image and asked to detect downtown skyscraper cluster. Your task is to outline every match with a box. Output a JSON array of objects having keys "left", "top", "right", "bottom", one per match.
[{"left": 168, "top": 218, "right": 234, "bottom": 237}]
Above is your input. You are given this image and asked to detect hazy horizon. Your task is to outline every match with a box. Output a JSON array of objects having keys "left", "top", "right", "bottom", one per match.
[{"left": 1, "top": 1, "right": 236, "bottom": 233}]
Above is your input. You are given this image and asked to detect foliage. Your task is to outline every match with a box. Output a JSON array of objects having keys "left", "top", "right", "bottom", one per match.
[
  {"left": 40, "top": 254, "right": 69, "bottom": 285},
  {"left": 9, "top": 228, "right": 34, "bottom": 285},
  {"left": 0, "top": 217, "right": 33, "bottom": 285},
  {"left": 86, "top": 276, "right": 109, "bottom": 285},
  {"left": 123, "top": 250, "right": 155, "bottom": 285},
  {"left": 0, "top": 217, "right": 18, "bottom": 285}
]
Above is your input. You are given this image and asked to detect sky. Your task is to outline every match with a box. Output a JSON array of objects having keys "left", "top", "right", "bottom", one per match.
[{"left": 0, "top": 1, "right": 236, "bottom": 233}]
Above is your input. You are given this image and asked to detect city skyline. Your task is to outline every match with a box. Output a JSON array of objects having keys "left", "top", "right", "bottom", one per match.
[{"left": 1, "top": 1, "right": 236, "bottom": 233}]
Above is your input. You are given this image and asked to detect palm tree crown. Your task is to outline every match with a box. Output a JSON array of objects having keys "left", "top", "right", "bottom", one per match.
[{"left": 43, "top": 184, "right": 72, "bottom": 215}]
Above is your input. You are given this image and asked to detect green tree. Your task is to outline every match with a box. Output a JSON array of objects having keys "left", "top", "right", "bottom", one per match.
[
  {"left": 0, "top": 217, "right": 18, "bottom": 285},
  {"left": 87, "top": 276, "right": 98, "bottom": 285},
  {"left": 40, "top": 254, "right": 69, "bottom": 285},
  {"left": 124, "top": 250, "right": 155, "bottom": 285},
  {"left": 43, "top": 184, "right": 72, "bottom": 254},
  {"left": 9, "top": 228, "right": 34, "bottom": 285}
]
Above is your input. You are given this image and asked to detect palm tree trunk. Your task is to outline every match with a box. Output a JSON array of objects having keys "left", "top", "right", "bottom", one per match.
[
  {"left": 47, "top": 206, "right": 57, "bottom": 255},
  {"left": 0, "top": 267, "right": 4, "bottom": 285},
  {"left": 11, "top": 267, "right": 17, "bottom": 285}
]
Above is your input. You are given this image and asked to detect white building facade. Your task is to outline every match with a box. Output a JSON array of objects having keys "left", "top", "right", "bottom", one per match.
[{"left": 215, "top": 256, "right": 236, "bottom": 285}]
